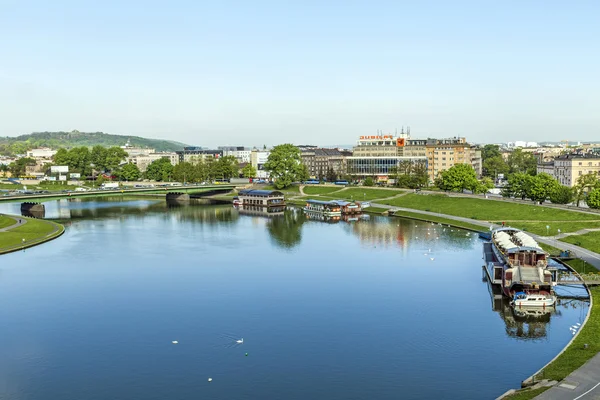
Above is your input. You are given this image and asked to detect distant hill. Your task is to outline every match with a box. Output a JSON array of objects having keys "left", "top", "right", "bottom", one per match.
[{"left": 0, "top": 131, "right": 188, "bottom": 155}]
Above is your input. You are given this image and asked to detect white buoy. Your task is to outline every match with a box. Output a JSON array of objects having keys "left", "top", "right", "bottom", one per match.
[
  {"left": 172, "top": 340, "right": 178, "bottom": 344},
  {"left": 208, "top": 378, "right": 213, "bottom": 382}
]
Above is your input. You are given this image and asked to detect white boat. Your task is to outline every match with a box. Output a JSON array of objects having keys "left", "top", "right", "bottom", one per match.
[{"left": 511, "top": 291, "right": 556, "bottom": 308}]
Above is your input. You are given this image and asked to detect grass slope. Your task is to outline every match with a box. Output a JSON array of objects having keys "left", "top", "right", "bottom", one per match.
[
  {"left": 561, "top": 231, "right": 600, "bottom": 254},
  {"left": 393, "top": 210, "right": 484, "bottom": 232},
  {"left": 302, "top": 186, "right": 342, "bottom": 195},
  {"left": 381, "top": 194, "right": 597, "bottom": 235},
  {"left": 0, "top": 215, "right": 15, "bottom": 229},
  {"left": 0, "top": 218, "right": 59, "bottom": 249},
  {"left": 339, "top": 188, "right": 403, "bottom": 201}
]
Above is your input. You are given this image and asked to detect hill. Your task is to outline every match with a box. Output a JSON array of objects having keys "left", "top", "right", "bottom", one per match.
[{"left": 0, "top": 131, "right": 188, "bottom": 155}]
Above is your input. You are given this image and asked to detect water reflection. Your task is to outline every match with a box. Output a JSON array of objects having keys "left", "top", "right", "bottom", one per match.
[
  {"left": 237, "top": 205, "right": 286, "bottom": 217},
  {"left": 264, "top": 208, "right": 306, "bottom": 249}
]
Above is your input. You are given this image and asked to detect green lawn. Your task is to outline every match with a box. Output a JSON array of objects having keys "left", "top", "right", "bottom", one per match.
[
  {"left": 0, "top": 218, "right": 61, "bottom": 250},
  {"left": 561, "top": 231, "right": 600, "bottom": 254},
  {"left": 335, "top": 188, "right": 404, "bottom": 201},
  {"left": 392, "top": 210, "right": 485, "bottom": 232},
  {"left": 503, "top": 386, "right": 550, "bottom": 400},
  {"left": 302, "top": 186, "right": 342, "bottom": 195},
  {"left": 0, "top": 215, "right": 15, "bottom": 229},
  {"left": 533, "top": 286, "right": 600, "bottom": 381},
  {"left": 380, "top": 194, "right": 598, "bottom": 235},
  {"left": 506, "top": 221, "right": 600, "bottom": 236}
]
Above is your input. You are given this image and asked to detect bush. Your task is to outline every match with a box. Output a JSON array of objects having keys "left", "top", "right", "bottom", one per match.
[
  {"left": 363, "top": 177, "right": 374, "bottom": 186},
  {"left": 550, "top": 185, "right": 574, "bottom": 205},
  {"left": 587, "top": 188, "right": 600, "bottom": 209}
]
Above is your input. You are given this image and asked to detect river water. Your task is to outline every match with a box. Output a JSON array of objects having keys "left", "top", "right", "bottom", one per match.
[{"left": 0, "top": 198, "right": 590, "bottom": 400}]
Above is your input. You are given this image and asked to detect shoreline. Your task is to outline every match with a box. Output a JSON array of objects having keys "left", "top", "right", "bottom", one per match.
[{"left": 0, "top": 215, "right": 65, "bottom": 255}]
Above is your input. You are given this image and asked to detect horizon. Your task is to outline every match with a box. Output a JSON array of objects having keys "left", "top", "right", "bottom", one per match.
[{"left": 1, "top": 1, "right": 599, "bottom": 147}]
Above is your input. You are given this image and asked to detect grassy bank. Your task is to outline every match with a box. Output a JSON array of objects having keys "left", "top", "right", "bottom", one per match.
[
  {"left": 0, "top": 215, "right": 15, "bottom": 229},
  {"left": 392, "top": 210, "right": 485, "bottom": 232},
  {"left": 337, "top": 188, "right": 403, "bottom": 201},
  {"left": 0, "top": 217, "right": 64, "bottom": 254},
  {"left": 303, "top": 186, "right": 342, "bottom": 195},
  {"left": 380, "top": 194, "right": 598, "bottom": 235},
  {"left": 504, "top": 386, "right": 550, "bottom": 399},
  {"left": 561, "top": 231, "right": 600, "bottom": 254}
]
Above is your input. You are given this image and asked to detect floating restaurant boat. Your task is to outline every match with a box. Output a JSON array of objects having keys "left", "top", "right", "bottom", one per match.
[
  {"left": 483, "top": 227, "right": 556, "bottom": 307},
  {"left": 303, "top": 200, "right": 342, "bottom": 216}
]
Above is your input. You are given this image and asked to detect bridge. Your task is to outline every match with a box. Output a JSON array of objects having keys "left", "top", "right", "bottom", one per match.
[{"left": 0, "top": 184, "right": 236, "bottom": 204}]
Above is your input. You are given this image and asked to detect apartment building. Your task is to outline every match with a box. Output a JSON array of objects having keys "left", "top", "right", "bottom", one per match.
[
  {"left": 423, "top": 137, "right": 482, "bottom": 181},
  {"left": 218, "top": 146, "right": 252, "bottom": 163},
  {"left": 176, "top": 147, "right": 223, "bottom": 164},
  {"left": 128, "top": 152, "right": 179, "bottom": 172},
  {"left": 300, "top": 148, "right": 351, "bottom": 179},
  {"left": 539, "top": 154, "right": 600, "bottom": 187},
  {"left": 250, "top": 149, "right": 271, "bottom": 179}
]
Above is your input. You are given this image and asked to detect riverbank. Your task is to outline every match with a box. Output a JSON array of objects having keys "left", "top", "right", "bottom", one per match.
[{"left": 0, "top": 214, "right": 65, "bottom": 254}]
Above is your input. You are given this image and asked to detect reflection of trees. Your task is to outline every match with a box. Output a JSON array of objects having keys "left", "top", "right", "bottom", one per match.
[{"left": 266, "top": 209, "right": 306, "bottom": 249}]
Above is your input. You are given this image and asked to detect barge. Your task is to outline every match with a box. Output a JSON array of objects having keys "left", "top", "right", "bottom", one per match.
[{"left": 483, "top": 227, "right": 556, "bottom": 307}]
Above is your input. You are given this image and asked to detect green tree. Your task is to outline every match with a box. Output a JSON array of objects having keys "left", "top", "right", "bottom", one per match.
[
  {"left": 241, "top": 163, "right": 257, "bottom": 178},
  {"left": 298, "top": 163, "right": 310, "bottom": 182},
  {"left": 105, "top": 147, "right": 128, "bottom": 172},
  {"left": 91, "top": 145, "right": 108, "bottom": 171},
  {"left": 0, "top": 164, "right": 8, "bottom": 177},
  {"left": 172, "top": 162, "right": 196, "bottom": 183},
  {"left": 53, "top": 148, "right": 70, "bottom": 165},
  {"left": 326, "top": 167, "right": 337, "bottom": 182},
  {"left": 8, "top": 157, "right": 36, "bottom": 177},
  {"left": 435, "top": 164, "right": 478, "bottom": 192},
  {"left": 587, "top": 188, "right": 600, "bottom": 209},
  {"left": 528, "top": 173, "right": 560, "bottom": 203},
  {"left": 215, "top": 156, "right": 238, "bottom": 180},
  {"left": 363, "top": 176, "right": 374, "bottom": 186},
  {"left": 263, "top": 144, "right": 305, "bottom": 189},
  {"left": 482, "top": 155, "right": 509, "bottom": 178},
  {"left": 117, "top": 163, "right": 141, "bottom": 181},
  {"left": 68, "top": 147, "right": 91, "bottom": 175},
  {"left": 574, "top": 172, "right": 599, "bottom": 206},
  {"left": 481, "top": 144, "right": 502, "bottom": 160},
  {"left": 502, "top": 173, "right": 533, "bottom": 199},
  {"left": 9, "top": 142, "right": 28, "bottom": 155},
  {"left": 549, "top": 185, "right": 574, "bottom": 205},
  {"left": 145, "top": 157, "right": 174, "bottom": 181},
  {"left": 507, "top": 148, "right": 537, "bottom": 175}
]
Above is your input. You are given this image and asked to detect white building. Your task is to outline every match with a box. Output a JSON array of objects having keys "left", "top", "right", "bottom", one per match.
[
  {"left": 127, "top": 152, "right": 179, "bottom": 172},
  {"left": 121, "top": 140, "right": 155, "bottom": 157},
  {"left": 218, "top": 146, "right": 252, "bottom": 163},
  {"left": 26, "top": 148, "right": 57, "bottom": 159},
  {"left": 251, "top": 150, "right": 270, "bottom": 178}
]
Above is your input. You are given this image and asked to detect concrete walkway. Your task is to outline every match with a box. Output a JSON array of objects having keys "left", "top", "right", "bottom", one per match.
[
  {"left": 534, "top": 353, "right": 600, "bottom": 400},
  {"left": 370, "top": 203, "right": 600, "bottom": 270},
  {"left": 0, "top": 215, "right": 28, "bottom": 232}
]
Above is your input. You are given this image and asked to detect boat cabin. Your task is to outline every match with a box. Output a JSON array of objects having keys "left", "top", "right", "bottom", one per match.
[
  {"left": 304, "top": 200, "right": 341, "bottom": 214},
  {"left": 238, "top": 189, "right": 285, "bottom": 207},
  {"left": 330, "top": 200, "right": 362, "bottom": 214}
]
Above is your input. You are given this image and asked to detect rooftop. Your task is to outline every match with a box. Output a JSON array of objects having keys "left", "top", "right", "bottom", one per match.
[{"left": 238, "top": 189, "right": 283, "bottom": 197}]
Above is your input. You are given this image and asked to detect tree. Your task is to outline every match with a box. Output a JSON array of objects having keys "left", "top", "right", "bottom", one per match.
[
  {"left": 326, "top": 167, "right": 337, "bottom": 182},
  {"left": 91, "top": 145, "right": 108, "bottom": 171},
  {"left": 241, "top": 163, "right": 257, "bottom": 178},
  {"left": 507, "top": 148, "right": 537, "bottom": 175},
  {"left": 435, "top": 164, "right": 478, "bottom": 192},
  {"left": 8, "top": 157, "right": 36, "bottom": 177},
  {"left": 472, "top": 177, "right": 495, "bottom": 194},
  {"left": 528, "top": 173, "right": 560, "bottom": 203},
  {"left": 503, "top": 173, "right": 533, "bottom": 199},
  {"left": 574, "top": 172, "right": 599, "bottom": 206},
  {"left": 105, "top": 147, "right": 128, "bottom": 172},
  {"left": 482, "top": 155, "right": 509, "bottom": 178},
  {"left": 53, "top": 148, "right": 70, "bottom": 166},
  {"left": 172, "top": 162, "right": 196, "bottom": 183},
  {"left": 587, "top": 188, "right": 600, "bottom": 209},
  {"left": 550, "top": 185, "right": 574, "bottom": 205},
  {"left": 0, "top": 164, "right": 8, "bottom": 177},
  {"left": 117, "top": 163, "right": 141, "bottom": 181},
  {"left": 214, "top": 156, "right": 238, "bottom": 180},
  {"left": 298, "top": 163, "right": 310, "bottom": 182},
  {"left": 363, "top": 177, "right": 374, "bottom": 186},
  {"left": 145, "top": 157, "right": 174, "bottom": 181},
  {"left": 263, "top": 144, "right": 305, "bottom": 189}
]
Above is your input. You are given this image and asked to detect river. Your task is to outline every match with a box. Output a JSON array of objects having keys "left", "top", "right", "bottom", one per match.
[{"left": 0, "top": 198, "right": 590, "bottom": 400}]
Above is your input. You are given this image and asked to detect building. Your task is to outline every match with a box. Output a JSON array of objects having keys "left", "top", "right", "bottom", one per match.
[
  {"left": 250, "top": 150, "right": 270, "bottom": 179},
  {"left": 128, "top": 152, "right": 179, "bottom": 172},
  {"left": 218, "top": 146, "right": 252, "bottom": 163},
  {"left": 121, "top": 140, "right": 155, "bottom": 157},
  {"left": 347, "top": 134, "right": 425, "bottom": 182},
  {"left": 176, "top": 147, "right": 223, "bottom": 164},
  {"left": 26, "top": 148, "right": 57, "bottom": 159},
  {"left": 541, "top": 153, "right": 600, "bottom": 187},
  {"left": 300, "top": 148, "right": 351, "bottom": 179},
  {"left": 238, "top": 189, "right": 285, "bottom": 207},
  {"left": 421, "top": 137, "right": 482, "bottom": 180}
]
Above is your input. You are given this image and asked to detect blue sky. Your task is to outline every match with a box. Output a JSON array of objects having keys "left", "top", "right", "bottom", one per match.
[{"left": 1, "top": 0, "right": 598, "bottom": 147}]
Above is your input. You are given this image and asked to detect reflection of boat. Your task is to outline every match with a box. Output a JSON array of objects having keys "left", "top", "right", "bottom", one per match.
[
  {"left": 304, "top": 210, "right": 340, "bottom": 223},
  {"left": 237, "top": 205, "right": 285, "bottom": 217},
  {"left": 483, "top": 227, "right": 556, "bottom": 305},
  {"left": 233, "top": 196, "right": 241, "bottom": 206},
  {"left": 303, "top": 200, "right": 341, "bottom": 216},
  {"left": 511, "top": 292, "right": 556, "bottom": 308}
]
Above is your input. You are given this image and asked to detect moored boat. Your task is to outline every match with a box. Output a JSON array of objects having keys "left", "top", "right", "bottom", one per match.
[
  {"left": 303, "top": 200, "right": 342, "bottom": 216},
  {"left": 483, "top": 227, "right": 556, "bottom": 305}
]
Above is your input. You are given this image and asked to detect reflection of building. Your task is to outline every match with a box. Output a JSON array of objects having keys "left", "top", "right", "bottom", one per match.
[
  {"left": 348, "top": 219, "right": 409, "bottom": 249},
  {"left": 237, "top": 205, "right": 285, "bottom": 217}
]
